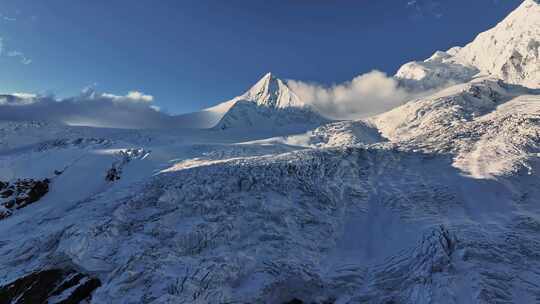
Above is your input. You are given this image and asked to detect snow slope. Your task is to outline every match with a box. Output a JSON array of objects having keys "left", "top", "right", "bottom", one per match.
[
  {"left": 397, "top": 0, "right": 540, "bottom": 89},
  {"left": 396, "top": 48, "right": 478, "bottom": 90},
  {"left": 373, "top": 78, "right": 540, "bottom": 179},
  {"left": 2, "top": 134, "right": 540, "bottom": 303},
  {"left": 173, "top": 100, "right": 237, "bottom": 129}
]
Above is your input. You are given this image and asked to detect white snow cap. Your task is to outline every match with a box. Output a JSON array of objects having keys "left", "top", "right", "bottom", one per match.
[
  {"left": 453, "top": 0, "right": 540, "bottom": 88},
  {"left": 241, "top": 72, "right": 307, "bottom": 109},
  {"left": 396, "top": 0, "right": 540, "bottom": 89}
]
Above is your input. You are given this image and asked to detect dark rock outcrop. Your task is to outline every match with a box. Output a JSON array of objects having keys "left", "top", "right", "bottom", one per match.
[
  {"left": 105, "top": 167, "right": 121, "bottom": 182},
  {"left": 0, "top": 268, "right": 101, "bottom": 304},
  {"left": 0, "top": 178, "right": 50, "bottom": 220}
]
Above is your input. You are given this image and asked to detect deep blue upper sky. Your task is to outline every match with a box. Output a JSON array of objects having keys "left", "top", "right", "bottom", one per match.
[{"left": 0, "top": 0, "right": 523, "bottom": 114}]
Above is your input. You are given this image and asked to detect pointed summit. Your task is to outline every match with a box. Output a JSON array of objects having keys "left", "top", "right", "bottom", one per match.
[
  {"left": 209, "top": 72, "right": 327, "bottom": 130},
  {"left": 262, "top": 72, "right": 274, "bottom": 80},
  {"left": 175, "top": 72, "right": 327, "bottom": 130},
  {"left": 241, "top": 72, "right": 307, "bottom": 109}
]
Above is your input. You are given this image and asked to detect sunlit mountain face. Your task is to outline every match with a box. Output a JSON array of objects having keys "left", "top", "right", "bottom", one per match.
[{"left": 0, "top": 1, "right": 539, "bottom": 303}]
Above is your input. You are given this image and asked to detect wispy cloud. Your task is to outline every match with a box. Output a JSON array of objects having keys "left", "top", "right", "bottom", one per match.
[
  {"left": 0, "top": 12, "right": 16, "bottom": 22},
  {"left": 0, "top": 10, "right": 32, "bottom": 65},
  {"left": 0, "top": 38, "right": 32, "bottom": 65},
  {"left": 406, "top": 0, "right": 443, "bottom": 20},
  {"left": 6, "top": 51, "right": 32, "bottom": 65}
]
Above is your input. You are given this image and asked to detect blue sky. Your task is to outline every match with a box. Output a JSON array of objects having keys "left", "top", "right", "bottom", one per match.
[{"left": 0, "top": 0, "right": 523, "bottom": 114}]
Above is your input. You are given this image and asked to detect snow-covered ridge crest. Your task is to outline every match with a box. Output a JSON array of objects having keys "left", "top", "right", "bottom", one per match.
[
  {"left": 396, "top": 0, "right": 540, "bottom": 89},
  {"left": 454, "top": 0, "right": 540, "bottom": 88}
]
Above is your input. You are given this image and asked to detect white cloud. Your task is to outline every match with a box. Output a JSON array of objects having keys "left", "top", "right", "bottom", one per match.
[
  {"left": 0, "top": 93, "right": 37, "bottom": 106},
  {"left": 288, "top": 70, "right": 413, "bottom": 120},
  {"left": 102, "top": 91, "right": 154, "bottom": 103},
  {"left": 11, "top": 92, "right": 37, "bottom": 99},
  {"left": 0, "top": 10, "right": 31, "bottom": 64},
  {"left": 126, "top": 91, "right": 154, "bottom": 102},
  {"left": 0, "top": 89, "right": 175, "bottom": 129},
  {"left": 7, "top": 51, "right": 32, "bottom": 65}
]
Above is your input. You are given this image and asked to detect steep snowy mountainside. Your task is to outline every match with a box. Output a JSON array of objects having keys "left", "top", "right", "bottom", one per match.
[
  {"left": 373, "top": 78, "right": 540, "bottom": 178},
  {"left": 214, "top": 73, "right": 329, "bottom": 130},
  {"left": 240, "top": 72, "right": 307, "bottom": 109},
  {"left": 173, "top": 73, "right": 328, "bottom": 131},
  {"left": 214, "top": 100, "right": 327, "bottom": 131},
  {"left": 397, "top": 0, "right": 540, "bottom": 89},
  {"left": 453, "top": 93, "right": 540, "bottom": 178},
  {"left": 454, "top": 0, "right": 540, "bottom": 88},
  {"left": 373, "top": 78, "right": 511, "bottom": 142}
]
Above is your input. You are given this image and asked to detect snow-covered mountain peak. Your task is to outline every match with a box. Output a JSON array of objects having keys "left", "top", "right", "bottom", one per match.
[
  {"left": 452, "top": 0, "right": 539, "bottom": 88},
  {"left": 450, "top": 0, "right": 540, "bottom": 88},
  {"left": 212, "top": 73, "right": 328, "bottom": 130},
  {"left": 396, "top": 0, "right": 540, "bottom": 89},
  {"left": 173, "top": 72, "right": 326, "bottom": 130},
  {"left": 241, "top": 72, "right": 307, "bottom": 109}
]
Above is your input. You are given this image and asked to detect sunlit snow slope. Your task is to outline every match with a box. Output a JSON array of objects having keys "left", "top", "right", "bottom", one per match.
[{"left": 397, "top": 0, "right": 540, "bottom": 90}]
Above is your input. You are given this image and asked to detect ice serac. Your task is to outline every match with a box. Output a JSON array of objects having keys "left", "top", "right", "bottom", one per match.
[
  {"left": 214, "top": 73, "right": 328, "bottom": 131},
  {"left": 396, "top": 0, "right": 540, "bottom": 89}
]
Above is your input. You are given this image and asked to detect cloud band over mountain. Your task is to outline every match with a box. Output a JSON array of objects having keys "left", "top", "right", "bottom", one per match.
[{"left": 0, "top": 89, "right": 176, "bottom": 129}]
